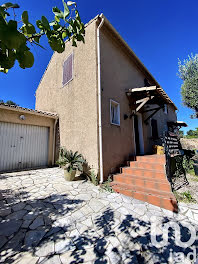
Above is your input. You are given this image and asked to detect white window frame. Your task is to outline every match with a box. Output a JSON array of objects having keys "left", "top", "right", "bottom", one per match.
[
  {"left": 163, "top": 104, "right": 168, "bottom": 114},
  {"left": 62, "top": 53, "right": 74, "bottom": 87},
  {"left": 110, "top": 99, "right": 120, "bottom": 126}
]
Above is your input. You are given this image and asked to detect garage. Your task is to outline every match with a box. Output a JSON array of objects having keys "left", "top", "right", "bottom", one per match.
[{"left": 0, "top": 104, "right": 58, "bottom": 172}]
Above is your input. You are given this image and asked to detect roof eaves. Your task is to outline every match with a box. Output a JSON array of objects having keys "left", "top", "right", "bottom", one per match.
[{"left": 0, "top": 103, "right": 58, "bottom": 119}]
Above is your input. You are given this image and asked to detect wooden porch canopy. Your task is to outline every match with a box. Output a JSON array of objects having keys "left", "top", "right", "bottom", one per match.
[
  {"left": 126, "top": 86, "right": 177, "bottom": 112},
  {"left": 126, "top": 86, "right": 177, "bottom": 123}
]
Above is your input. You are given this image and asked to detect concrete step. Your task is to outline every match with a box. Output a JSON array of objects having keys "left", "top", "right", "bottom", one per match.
[
  {"left": 112, "top": 182, "right": 178, "bottom": 212},
  {"left": 129, "top": 161, "right": 165, "bottom": 171},
  {"left": 113, "top": 174, "right": 171, "bottom": 192},
  {"left": 121, "top": 167, "right": 165, "bottom": 179},
  {"left": 136, "top": 155, "right": 166, "bottom": 163},
  {"left": 112, "top": 181, "right": 174, "bottom": 199}
]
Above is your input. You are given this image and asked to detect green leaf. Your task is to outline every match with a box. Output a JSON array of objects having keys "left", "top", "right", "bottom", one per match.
[
  {"left": 55, "top": 16, "right": 60, "bottom": 22},
  {"left": 0, "top": 49, "right": 16, "bottom": 69},
  {"left": 62, "top": 31, "right": 67, "bottom": 39},
  {"left": 0, "top": 6, "right": 10, "bottom": 18},
  {"left": 41, "top": 16, "right": 50, "bottom": 31},
  {"left": 52, "top": 7, "right": 64, "bottom": 19},
  {"left": 17, "top": 50, "right": 34, "bottom": 69},
  {"left": 1, "top": 2, "right": 19, "bottom": 9},
  {"left": 34, "top": 36, "right": 41, "bottom": 43},
  {"left": 22, "top": 11, "right": 29, "bottom": 24},
  {"left": 53, "top": 23, "right": 61, "bottom": 31},
  {"left": 1, "top": 20, "right": 26, "bottom": 49},
  {"left": 8, "top": 19, "right": 17, "bottom": 30},
  {"left": 62, "top": 0, "right": 70, "bottom": 19},
  {"left": 48, "top": 36, "right": 65, "bottom": 53},
  {"left": 76, "top": 34, "right": 84, "bottom": 43},
  {"left": 21, "top": 23, "right": 36, "bottom": 37},
  {"left": 12, "top": 4, "right": 20, "bottom": 8},
  {"left": 36, "top": 20, "right": 43, "bottom": 29},
  {"left": 0, "top": 67, "right": 8, "bottom": 73},
  {"left": 72, "top": 36, "right": 77, "bottom": 47},
  {"left": 75, "top": 10, "right": 81, "bottom": 22}
]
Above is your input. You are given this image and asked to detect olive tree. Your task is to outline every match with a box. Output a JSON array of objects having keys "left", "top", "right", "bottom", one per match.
[
  {"left": 178, "top": 54, "right": 198, "bottom": 117},
  {"left": 0, "top": 1, "right": 85, "bottom": 73}
]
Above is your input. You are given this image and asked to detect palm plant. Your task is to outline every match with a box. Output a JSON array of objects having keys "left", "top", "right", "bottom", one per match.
[{"left": 57, "top": 148, "right": 84, "bottom": 172}]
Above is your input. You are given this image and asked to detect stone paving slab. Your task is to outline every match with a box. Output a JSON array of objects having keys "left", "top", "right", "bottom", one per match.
[{"left": 0, "top": 168, "right": 198, "bottom": 263}]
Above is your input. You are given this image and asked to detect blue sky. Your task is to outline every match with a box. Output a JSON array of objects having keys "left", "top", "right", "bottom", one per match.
[{"left": 1, "top": 0, "right": 198, "bottom": 133}]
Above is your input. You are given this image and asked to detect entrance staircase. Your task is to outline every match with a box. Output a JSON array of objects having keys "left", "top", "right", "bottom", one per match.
[{"left": 111, "top": 155, "right": 178, "bottom": 212}]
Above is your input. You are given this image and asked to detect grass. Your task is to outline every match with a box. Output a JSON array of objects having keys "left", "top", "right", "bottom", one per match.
[
  {"left": 191, "top": 175, "right": 198, "bottom": 182},
  {"left": 100, "top": 176, "right": 114, "bottom": 193},
  {"left": 188, "top": 168, "right": 196, "bottom": 176},
  {"left": 174, "top": 191, "right": 196, "bottom": 203}
]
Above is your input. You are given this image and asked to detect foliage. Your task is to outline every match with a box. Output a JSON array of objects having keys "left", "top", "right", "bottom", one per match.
[
  {"left": 100, "top": 176, "right": 114, "bottom": 193},
  {"left": 182, "top": 154, "right": 195, "bottom": 173},
  {"left": 88, "top": 170, "right": 99, "bottom": 186},
  {"left": 174, "top": 190, "right": 196, "bottom": 203},
  {"left": 178, "top": 54, "right": 198, "bottom": 116},
  {"left": 0, "top": 99, "right": 18, "bottom": 106},
  {"left": 0, "top": 1, "right": 85, "bottom": 73},
  {"left": 178, "top": 130, "right": 184, "bottom": 138},
  {"left": 56, "top": 148, "right": 84, "bottom": 172},
  {"left": 185, "top": 128, "right": 198, "bottom": 139},
  {"left": 81, "top": 160, "right": 99, "bottom": 185},
  {"left": 192, "top": 174, "right": 198, "bottom": 181}
]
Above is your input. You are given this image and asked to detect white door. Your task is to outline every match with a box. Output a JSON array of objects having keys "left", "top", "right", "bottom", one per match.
[{"left": 0, "top": 122, "right": 49, "bottom": 172}]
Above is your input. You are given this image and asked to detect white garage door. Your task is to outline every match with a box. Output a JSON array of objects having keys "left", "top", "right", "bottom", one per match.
[{"left": 0, "top": 122, "right": 49, "bottom": 172}]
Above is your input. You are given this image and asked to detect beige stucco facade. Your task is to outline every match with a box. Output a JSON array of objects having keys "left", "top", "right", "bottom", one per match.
[
  {"left": 0, "top": 106, "right": 56, "bottom": 166},
  {"left": 36, "top": 19, "right": 99, "bottom": 172},
  {"left": 99, "top": 22, "right": 177, "bottom": 178},
  {"left": 36, "top": 15, "right": 177, "bottom": 180}
]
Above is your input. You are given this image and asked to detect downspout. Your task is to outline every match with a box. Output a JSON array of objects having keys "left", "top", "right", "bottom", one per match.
[
  {"left": 52, "top": 118, "right": 58, "bottom": 166},
  {"left": 97, "top": 14, "right": 105, "bottom": 183}
]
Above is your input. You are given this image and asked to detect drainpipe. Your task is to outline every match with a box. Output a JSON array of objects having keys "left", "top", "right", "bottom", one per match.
[
  {"left": 97, "top": 14, "right": 105, "bottom": 183},
  {"left": 52, "top": 118, "right": 58, "bottom": 166}
]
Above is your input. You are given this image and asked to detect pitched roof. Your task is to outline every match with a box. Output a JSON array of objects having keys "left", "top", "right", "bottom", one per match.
[{"left": 0, "top": 103, "right": 58, "bottom": 119}]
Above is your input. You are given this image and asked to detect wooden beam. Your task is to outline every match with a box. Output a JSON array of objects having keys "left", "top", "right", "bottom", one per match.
[
  {"left": 136, "top": 97, "right": 149, "bottom": 104},
  {"left": 142, "top": 106, "right": 163, "bottom": 113},
  {"left": 136, "top": 96, "right": 154, "bottom": 112},
  {"left": 144, "top": 106, "right": 164, "bottom": 123},
  {"left": 128, "top": 86, "right": 156, "bottom": 93}
]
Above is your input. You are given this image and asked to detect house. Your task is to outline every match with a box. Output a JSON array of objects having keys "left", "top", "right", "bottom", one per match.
[
  {"left": 35, "top": 14, "right": 180, "bottom": 211},
  {"left": 36, "top": 14, "right": 177, "bottom": 178}
]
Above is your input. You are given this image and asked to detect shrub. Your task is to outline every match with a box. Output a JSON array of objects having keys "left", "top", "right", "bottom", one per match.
[
  {"left": 82, "top": 160, "right": 99, "bottom": 185},
  {"left": 101, "top": 176, "right": 114, "bottom": 193},
  {"left": 174, "top": 191, "right": 196, "bottom": 203},
  {"left": 56, "top": 148, "right": 84, "bottom": 172}
]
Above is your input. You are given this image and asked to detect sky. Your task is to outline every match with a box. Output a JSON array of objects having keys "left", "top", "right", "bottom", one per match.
[{"left": 0, "top": 0, "right": 198, "bottom": 133}]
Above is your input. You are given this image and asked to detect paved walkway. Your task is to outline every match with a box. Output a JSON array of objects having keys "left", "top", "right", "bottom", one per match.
[{"left": 0, "top": 168, "right": 198, "bottom": 264}]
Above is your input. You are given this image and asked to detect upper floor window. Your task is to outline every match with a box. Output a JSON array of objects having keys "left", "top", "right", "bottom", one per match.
[
  {"left": 163, "top": 104, "right": 168, "bottom": 114},
  {"left": 63, "top": 54, "right": 73, "bottom": 86},
  {"left": 110, "top": 99, "right": 120, "bottom": 126}
]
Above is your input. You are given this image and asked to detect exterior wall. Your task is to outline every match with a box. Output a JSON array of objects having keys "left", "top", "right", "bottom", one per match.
[
  {"left": 36, "top": 21, "right": 99, "bottom": 172},
  {"left": 142, "top": 104, "right": 177, "bottom": 153},
  {"left": 0, "top": 108, "right": 55, "bottom": 165},
  {"left": 100, "top": 27, "right": 177, "bottom": 178},
  {"left": 100, "top": 28, "right": 146, "bottom": 178}
]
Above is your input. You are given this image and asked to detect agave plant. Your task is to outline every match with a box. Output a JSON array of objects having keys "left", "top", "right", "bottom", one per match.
[{"left": 57, "top": 148, "right": 84, "bottom": 172}]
